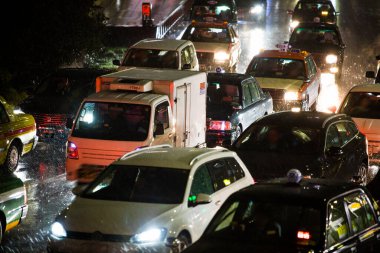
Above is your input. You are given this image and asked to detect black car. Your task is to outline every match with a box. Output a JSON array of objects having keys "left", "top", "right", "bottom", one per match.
[
  {"left": 206, "top": 72, "right": 273, "bottom": 147},
  {"left": 289, "top": 22, "right": 345, "bottom": 76},
  {"left": 288, "top": 0, "right": 339, "bottom": 28},
  {"left": 190, "top": 0, "right": 238, "bottom": 23},
  {"left": 19, "top": 68, "right": 113, "bottom": 142},
  {"left": 235, "top": 0, "right": 266, "bottom": 23},
  {"left": 184, "top": 172, "right": 380, "bottom": 253},
  {"left": 365, "top": 55, "right": 380, "bottom": 84},
  {"left": 231, "top": 111, "right": 369, "bottom": 184}
]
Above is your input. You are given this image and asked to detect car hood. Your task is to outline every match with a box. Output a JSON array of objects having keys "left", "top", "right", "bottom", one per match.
[
  {"left": 193, "top": 42, "right": 230, "bottom": 53},
  {"left": 60, "top": 197, "right": 178, "bottom": 235},
  {"left": 255, "top": 78, "right": 303, "bottom": 91},
  {"left": 233, "top": 150, "right": 320, "bottom": 181},
  {"left": 207, "top": 103, "right": 234, "bottom": 121},
  {"left": 20, "top": 95, "right": 79, "bottom": 115},
  {"left": 351, "top": 117, "right": 380, "bottom": 142}
]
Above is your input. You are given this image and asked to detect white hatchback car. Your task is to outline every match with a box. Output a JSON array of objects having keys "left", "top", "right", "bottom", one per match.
[
  {"left": 338, "top": 84, "right": 380, "bottom": 165},
  {"left": 48, "top": 147, "right": 253, "bottom": 253}
]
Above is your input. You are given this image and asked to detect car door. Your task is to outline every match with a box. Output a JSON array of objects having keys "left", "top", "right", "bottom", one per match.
[
  {"left": 240, "top": 80, "right": 253, "bottom": 130},
  {"left": 0, "top": 103, "right": 11, "bottom": 162},
  {"left": 306, "top": 56, "right": 320, "bottom": 106},
  {"left": 324, "top": 123, "right": 344, "bottom": 179},
  {"left": 247, "top": 79, "right": 265, "bottom": 125}
]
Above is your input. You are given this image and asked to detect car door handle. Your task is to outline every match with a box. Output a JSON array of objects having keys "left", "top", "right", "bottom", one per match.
[{"left": 215, "top": 200, "right": 222, "bottom": 206}]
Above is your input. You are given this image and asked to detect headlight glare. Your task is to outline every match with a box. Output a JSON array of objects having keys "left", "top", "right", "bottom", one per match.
[
  {"left": 284, "top": 91, "right": 299, "bottom": 101},
  {"left": 326, "top": 54, "right": 338, "bottom": 64},
  {"left": 250, "top": 5, "right": 263, "bottom": 14},
  {"left": 290, "top": 20, "right": 300, "bottom": 29},
  {"left": 214, "top": 51, "right": 229, "bottom": 62},
  {"left": 51, "top": 222, "right": 67, "bottom": 238},
  {"left": 131, "top": 228, "right": 167, "bottom": 244}
]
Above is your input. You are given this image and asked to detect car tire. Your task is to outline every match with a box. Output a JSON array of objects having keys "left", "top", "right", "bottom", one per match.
[
  {"left": 357, "top": 163, "right": 368, "bottom": 186},
  {"left": 4, "top": 144, "right": 20, "bottom": 172},
  {"left": 173, "top": 234, "right": 191, "bottom": 253}
]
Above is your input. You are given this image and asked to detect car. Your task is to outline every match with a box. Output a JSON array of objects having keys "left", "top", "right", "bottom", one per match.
[
  {"left": 0, "top": 96, "right": 38, "bottom": 172},
  {"left": 288, "top": 22, "right": 346, "bottom": 76},
  {"left": 190, "top": 0, "right": 238, "bottom": 24},
  {"left": 48, "top": 146, "right": 254, "bottom": 253},
  {"left": 235, "top": 0, "right": 266, "bottom": 23},
  {"left": 113, "top": 39, "right": 199, "bottom": 71},
  {"left": 365, "top": 55, "right": 380, "bottom": 84},
  {"left": 245, "top": 49, "right": 321, "bottom": 111},
  {"left": 19, "top": 68, "right": 113, "bottom": 143},
  {"left": 0, "top": 171, "right": 28, "bottom": 244},
  {"left": 183, "top": 170, "right": 380, "bottom": 253},
  {"left": 206, "top": 72, "right": 273, "bottom": 147},
  {"left": 288, "top": 0, "right": 339, "bottom": 31},
  {"left": 181, "top": 21, "right": 240, "bottom": 72},
  {"left": 338, "top": 84, "right": 380, "bottom": 166},
  {"left": 231, "top": 111, "right": 369, "bottom": 184}
]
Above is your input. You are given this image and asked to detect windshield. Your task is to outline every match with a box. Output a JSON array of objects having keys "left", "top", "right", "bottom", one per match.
[
  {"left": 191, "top": 5, "right": 233, "bottom": 22},
  {"left": 340, "top": 92, "right": 380, "bottom": 119},
  {"left": 290, "top": 27, "right": 340, "bottom": 46},
  {"left": 82, "top": 165, "right": 189, "bottom": 204},
  {"left": 122, "top": 48, "right": 179, "bottom": 69},
  {"left": 247, "top": 57, "right": 306, "bottom": 80},
  {"left": 235, "top": 124, "right": 321, "bottom": 154},
  {"left": 183, "top": 27, "right": 231, "bottom": 43},
  {"left": 295, "top": 2, "right": 333, "bottom": 12},
  {"left": 207, "top": 83, "right": 240, "bottom": 105},
  {"left": 205, "top": 197, "right": 321, "bottom": 247},
  {"left": 72, "top": 102, "right": 151, "bottom": 141}
]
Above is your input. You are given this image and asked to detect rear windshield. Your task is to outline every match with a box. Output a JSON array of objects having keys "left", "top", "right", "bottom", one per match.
[
  {"left": 340, "top": 92, "right": 380, "bottom": 119},
  {"left": 182, "top": 27, "right": 231, "bottom": 43},
  {"left": 290, "top": 27, "right": 340, "bottom": 46},
  {"left": 205, "top": 197, "right": 321, "bottom": 247},
  {"left": 72, "top": 102, "right": 151, "bottom": 141},
  {"left": 82, "top": 165, "right": 189, "bottom": 204},
  {"left": 122, "top": 48, "right": 179, "bottom": 69},
  {"left": 191, "top": 4, "right": 233, "bottom": 22},
  {"left": 207, "top": 83, "right": 240, "bottom": 105}
]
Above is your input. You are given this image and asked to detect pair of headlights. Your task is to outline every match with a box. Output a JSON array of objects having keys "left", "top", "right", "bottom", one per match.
[{"left": 51, "top": 222, "right": 167, "bottom": 244}]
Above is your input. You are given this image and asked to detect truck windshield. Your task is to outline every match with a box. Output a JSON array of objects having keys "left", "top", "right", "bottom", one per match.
[
  {"left": 82, "top": 165, "right": 189, "bottom": 204},
  {"left": 121, "top": 48, "right": 179, "bottom": 69},
  {"left": 72, "top": 102, "right": 151, "bottom": 141}
]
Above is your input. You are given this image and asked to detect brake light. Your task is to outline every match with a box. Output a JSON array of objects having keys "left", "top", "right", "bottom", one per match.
[
  {"left": 297, "top": 231, "right": 311, "bottom": 240},
  {"left": 67, "top": 141, "right": 79, "bottom": 159},
  {"left": 208, "top": 120, "right": 232, "bottom": 131},
  {"left": 95, "top": 77, "right": 102, "bottom": 92}
]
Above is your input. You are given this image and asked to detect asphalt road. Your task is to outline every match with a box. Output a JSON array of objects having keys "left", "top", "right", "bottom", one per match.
[{"left": 1, "top": 0, "right": 380, "bottom": 252}]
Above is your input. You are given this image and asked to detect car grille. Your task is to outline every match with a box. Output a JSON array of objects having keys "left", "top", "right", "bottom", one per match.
[
  {"left": 197, "top": 52, "right": 214, "bottom": 64},
  {"left": 66, "top": 231, "right": 131, "bottom": 242},
  {"left": 32, "top": 113, "right": 67, "bottom": 128}
]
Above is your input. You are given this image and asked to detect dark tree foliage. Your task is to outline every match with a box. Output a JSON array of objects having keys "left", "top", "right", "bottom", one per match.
[{"left": 0, "top": 0, "right": 106, "bottom": 91}]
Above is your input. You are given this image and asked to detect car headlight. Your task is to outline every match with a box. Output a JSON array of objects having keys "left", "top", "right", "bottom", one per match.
[
  {"left": 250, "top": 5, "right": 263, "bottom": 14},
  {"left": 326, "top": 54, "right": 338, "bottom": 64},
  {"left": 290, "top": 20, "right": 300, "bottom": 29},
  {"left": 284, "top": 91, "right": 300, "bottom": 101},
  {"left": 214, "top": 51, "right": 229, "bottom": 62},
  {"left": 131, "top": 228, "right": 167, "bottom": 244},
  {"left": 51, "top": 221, "right": 67, "bottom": 238}
]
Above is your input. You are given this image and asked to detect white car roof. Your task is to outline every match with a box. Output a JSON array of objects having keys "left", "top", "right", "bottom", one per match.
[
  {"left": 115, "top": 147, "right": 234, "bottom": 170},
  {"left": 131, "top": 39, "right": 190, "bottom": 51},
  {"left": 349, "top": 84, "right": 380, "bottom": 93},
  {"left": 85, "top": 91, "right": 163, "bottom": 105}
]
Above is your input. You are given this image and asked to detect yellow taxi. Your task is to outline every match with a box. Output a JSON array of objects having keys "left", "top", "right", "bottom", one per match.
[
  {"left": 0, "top": 96, "right": 38, "bottom": 172},
  {"left": 181, "top": 21, "right": 241, "bottom": 72},
  {"left": 246, "top": 48, "right": 321, "bottom": 112}
]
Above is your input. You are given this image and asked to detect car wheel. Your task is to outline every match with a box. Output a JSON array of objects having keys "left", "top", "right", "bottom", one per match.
[
  {"left": 357, "top": 163, "right": 368, "bottom": 186},
  {"left": 4, "top": 144, "right": 20, "bottom": 172},
  {"left": 173, "top": 234, "right": 190, "bottom": 253}
]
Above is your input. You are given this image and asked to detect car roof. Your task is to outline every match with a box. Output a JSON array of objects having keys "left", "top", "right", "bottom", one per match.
[
  {"left": 131, "top": 39, "right": 190, "bottom": 51},
  {"left": 255, "top": 111, "right": 349, "bottom": 129},
  {"left": 297, "top": 0, "right": 333, "bottom": 4},
  {"left": 188, "top": 21, "right": 231, "bottom": 29},
  {"left": 234, "top": 178, "right": 362, "bottom": 206},
  {"left": 348, "top": 84, "right": 380, "bottom": 93},
  {"left": 85, "top": 90, "right": 163, "bottom": 105},
  {"left": 255, "top": 50, "right": 310, "bottom": 60},
  {"left": 207, "top": 72, "right": 254, "bottom": 84},
  {"left": 114, "top": 147, "right": 234, "bottom": 170}
]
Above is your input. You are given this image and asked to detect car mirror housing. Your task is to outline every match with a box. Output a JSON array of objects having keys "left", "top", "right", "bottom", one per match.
[
  {"left": 188, "top": 193, "right": 212, "bottom": 207},
  {"left": 327, "top": 146, "right": 344, "bottom": 157},
  {"left": 366, "top": 71, "right": 376, "bottom": 79}
]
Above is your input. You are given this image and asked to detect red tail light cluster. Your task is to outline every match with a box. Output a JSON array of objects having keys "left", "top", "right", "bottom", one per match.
[
  {"left": 208, "top": 120, "right": 232, "bottom": 131},
  {"left": 67, "top": 141, "right": 79, "bottom": 159},
  {"left": 297, "top": 230, "right": 311, "bottom": 240}
]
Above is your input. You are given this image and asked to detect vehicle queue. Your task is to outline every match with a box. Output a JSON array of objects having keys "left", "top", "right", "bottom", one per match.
[{"left": 1, "top": 0, "right": 380, "bottom": 252}]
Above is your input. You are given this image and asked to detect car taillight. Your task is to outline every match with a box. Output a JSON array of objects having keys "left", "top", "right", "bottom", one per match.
[
  {"left": 297, "top": 230, "right": 311, "bottom": 240},
  {"left": 67, "top": 141, "right": 79, "bottom": 159},
  {"left": 208, "top": 120, "right": 232, "bottom": 131}
]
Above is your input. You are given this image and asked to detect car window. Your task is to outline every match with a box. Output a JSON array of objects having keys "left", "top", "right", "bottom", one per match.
[
  {"left": 247, "top": 79, "right": 260, "bottom": 103},
  {"left": 0, "top": 104, "right": 9, "bottom": 124},
  {"left": 242, "top": 83, "right": 253, "bottom": 107},
  {"left": 207, "top": 159, "right": 237, "bottom": 191},
  {"left": 307, "top": 57, "right": 316, "bottom": 77},
  {"left": 226, "top": 158, "right": 245, "bottom": 181},
  {"left": 340, "top": 92, "right": 380, "bottom": 119},
  {"left": 344, "top": 192, "right": 376, "bottom": 234},
  {"left": 190, "top": 164, "right": 215, "bottom": 196},
  {"left": 122, "top": 48, "right": 179, "bottom": 69},
  {"left": 326, "top": 197, "right": 350, "bottom": 248},
  {"left": 325, "top": 124, "right": 341, "bottom": 149},
  {"left": 181, "top": 47, "right": 192, "bottom": 66},
  {"left": 155, "top": 102, "right": 169, "bottom": 129},
  {"left": 335, "top": 122, "right": 354, "bottom": 145}
]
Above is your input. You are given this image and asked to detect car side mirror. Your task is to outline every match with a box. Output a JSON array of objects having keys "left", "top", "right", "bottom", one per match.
[
  {"left": 154, "top": 122, "right": 164, "bottom": 136},
  {"left": 72, "top": 185, "right": 86, "bottom": 196},
  {"left": 182, "top": 63, "right": 191, "bottom": 70},
  {"left": 113, "top": 59, "right": 121, "bottom": 66},
  {"left": 366, "top": 71, "right": 376, "bottom": 79},
  {"left": 327, "top": 146, "right": 344, "bottom": 157},
  {"left": 188, "top": 193, "right": 212, "bottom": 207},
  {"left": 66, "top": 117, "right": 73, "bottom": 129},
  {"left": 335, "top": 11, "right": 340, "bottom": 15}
]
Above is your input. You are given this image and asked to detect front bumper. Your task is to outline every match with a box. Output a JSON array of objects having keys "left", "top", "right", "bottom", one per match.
[
  {"left": 206, "top": 130, "right": 235, "bottom": 147},
  {"left": 47, "top": 237, "right": 170, "bottom": 253}
]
